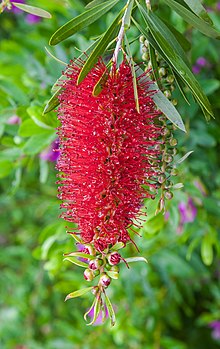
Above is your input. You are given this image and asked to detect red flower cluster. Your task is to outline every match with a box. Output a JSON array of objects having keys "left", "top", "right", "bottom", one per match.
[{"left": 57, "top": 59, "right": 162, "bottom": 251}]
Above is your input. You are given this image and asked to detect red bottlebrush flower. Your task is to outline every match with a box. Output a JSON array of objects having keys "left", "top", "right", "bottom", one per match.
[{"left": 57, "top": 59, "right": 162, "bottom": 251}]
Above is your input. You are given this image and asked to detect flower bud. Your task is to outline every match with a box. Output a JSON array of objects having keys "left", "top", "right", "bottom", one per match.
[
  {"left": 159, "top": 67, "right": 166, "bottom": 77},
  {"left": 164, "top": 154, "right": 173, "bottom": 163},
  {"left": 107, "top": 252, "right": 121, "bottom": 265},
  {"left": 169, "top": 138, "right": 178, "bottom": 147},
  {"left": 158, "top": 175, "right": 166, "bottom": 184},
  {"left": 139, "top": 35, "right": 145, "bottom": 43},
  {"left": 83, "top": 245, "right": 96, "bottom": 256},
  {"left": 110, "top": 265, "right": 119, "bottom": 273},
  {"left": 84, "top": 268, "right": 94, "bottom": 281},
  {"left": 89, "top": 258, "right": 103, "bottom": 271},
  {"left": 161, "top": 128, "right": 170, "bottom": 137},
  {"left": 164, "top": 190, "right": 173, "bottom": 200},
  {"left": 142, "top": 52, "right": 149, "bottom": 61},
  {"left": 172, "top": 99, "right": 178, "bottom": 106},
  {"left": 170, "top": 168, "right": 178, "bottom": 176},
  {"left": 164, "top": 90, "right": 171, "bottom": 99},
  {"left": 99, "top": 273, "right": 111, "bottom": 288},
  {"left": 166, "top": 75, "right": 174, "bottom": 83}
]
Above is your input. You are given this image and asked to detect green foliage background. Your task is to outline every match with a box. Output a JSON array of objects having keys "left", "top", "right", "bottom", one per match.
[{"left": 0, "top": 0, "right": 220, "bottom": 348}]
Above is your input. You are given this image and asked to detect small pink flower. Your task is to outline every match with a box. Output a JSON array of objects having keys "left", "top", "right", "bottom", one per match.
[
  {"left": 209, "top": 321, "right": 220, "bottom": 340},
  {"left": 7, "top": 115, "right": 21, "bottom": 125}
]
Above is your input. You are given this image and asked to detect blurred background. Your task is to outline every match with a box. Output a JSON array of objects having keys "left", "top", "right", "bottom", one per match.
[{"left": 0, "top": 0, "right": 220, "bottom": 348}]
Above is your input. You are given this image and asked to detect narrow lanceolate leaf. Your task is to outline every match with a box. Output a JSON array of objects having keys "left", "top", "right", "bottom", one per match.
[
  {"left": 137, "top": 5, "right": 214, "bottom": 120},
  {"left": 49, "top": 0, "right": 119, "bottom": 45},
  {"left": 84, "top": 297, "right": 97, "bottom": 320},
  {"left": 86, "top": 297, "right": 101, "bottom": 326},
  {"left": 165, "top": 0, "right": 220, "bottom": 39},
  {"left": 85, "top": 0, "right": 106, "bottom": 9},
  {"left": 148, "top": 44, "right": 161, "bottom": 89},
  {"left": 43, "top": 89, "right": 60, "bottom": 115},
  {"left": 172, "top": 70, "right": 190, "bottom": 105},
  {"left": 92, "top": 68, "right": 109, "bottom": 96},
  {"left": 11, "top": 3, "right": 51, "bottom": 18},
  {"left": 124, "top": 256, "right": 148, "bottom": 264},
  {"left": 124, "top": 35, "right": 140, "bottom": 112},
  {"left": 124, "top": 0, "right": 134, "bottom": 29},
  {"left": 175, "top": 150, "right": 194, "bottom": 164},
  {"left": 65, "top": 287, "right": 93, "bottom": 301},
  {"left": 45, "top": 47, "right": 67, "bottom": 66},
  {"left": 163, "top": 19, "right": 191, "bottom": 52},
  {"left": 135, "top": 64, "right": 186, "bottom": 132},
  {"left": 103, "top": 290, "right": 116, "bottom": 326},
  {"left": 77, "top": 10, "right": 122, "bottom": 84},
  {"left": 201, "top": 234, "right": 213, "bottom": 266},
  {"left": 63, "top": 257, "right": 88, "bottom": 268},
  {"left": 137, "top": 5, "right": 190, "bottom": 67},
  {"left": 63, "top": 252, "right": 95, "bottom": 260},
  {"left": 181, "top": 0, "right": 213, "bottom": 24}
]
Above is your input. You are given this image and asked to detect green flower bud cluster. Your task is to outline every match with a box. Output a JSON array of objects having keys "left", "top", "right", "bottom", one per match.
[{"left": 139, "top": 35, "right": 177, "bottom": 106}]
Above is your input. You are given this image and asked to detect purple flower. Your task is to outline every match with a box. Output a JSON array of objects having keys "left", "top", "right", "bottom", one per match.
[
  {"left": 217, "top": 2, "right": 220, "bottom": 11},
  {"left": 87, "top": 305, "right": 109, "bottom": 326},
  {"left": 39, "top": 139, "right": 60, "bottom": 162},
  {"left": 7, "top": 115, "right": 21, "bottom": 125},
  {"left": 196, "top": 57, "right": 207, "bottom": 67},
  {"left": 25, "top": 13, "right": 41, "bottom": 24},
  {"left": 209, "top": 321, "right": 220, "bottom": 340},
  {"left": 192, "top": 65, "right": 201, "bottom": 75},
  {"left": 179, "top": 198, "right": 197, "bottom": 225}
]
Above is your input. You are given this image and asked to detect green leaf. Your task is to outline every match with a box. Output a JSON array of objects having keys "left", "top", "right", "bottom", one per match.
[
  {"left": 39, "top": 158, "right": 49, "bottom": 184},
  {"left": 11, "top": 3, "right": 52, "bottom": 18},
  {"left": 85, "top": 0, "right": 106, "bottom": 9},
  {"left": 124, "top": 0, "right": 134, "bottom": 30},
  {"left": 137, "top": 6, "right": 214, "bottom": 120},
  {"left": 63, "top": 252, "right": 95, "bottom": 260},
  {"left": 132, "top": 20, "right": 186, "bottom": 131},
  {"left": 172, "top": 183, "right": 184, "bottom": 189},
  {"left": 124, "top": 256, "right": 148, "bottom": 264},
  {"left": 103, "top": 290, "right": 116, "bottom": 326},
  {"left": 181, "top": 0, "right": 213, "bottom": 24},
  {"left": 92, "top": 68, "right": 109, "bottom": 96},
  {"left": 201, "top": 234, "right": 213, "bottom": 266},
  {"left": 149, "top": 43, "right": 161, "bottom": 89},
  {"left": 84, "top": 297, "right": 97, "bottom": 320},
  {"left": 175, "top": 150, "right": 194, "bottom": 164},
  {"left": 124, "top": 35, "right": 140, "bottom": 112},
  {"left": 49, "top": 0, "right": 119, "bottom": 45},
  {"left": 22, "top": 132, "right": 56, "bottom": 155},
  {"left": 19, "top": 119, "right": 45, "bottom": 137},
  {"left": 86, "top": 297, "right": 101, "bottom": 326},
  {"left": 43, "top": 89, "right": 60, "bottom": 115},
  {"left": 27, "top": 106, "right": 54, "bottom": 130},
  {"left": 165, "top": 0, "right": 220, "bottom": 39},
  {"left": 45, "top": 47, "right": 67, "bottom": 66},
  {"left": 77, "top": 10, "right": 122, "bottom": 84},
  {"left": 138, "top": 8, "right": 190, "bottom": 68},
  {"left": 65, "top": 287, "right": 93, "bottom": 301},
  {"left": 107, "top": 270, "right": 119, "bottom": 279},
  {"left": 172, "top": 70, "right": 190, "bottom": 105},
  {"left": 63, "top": 257, "right": 88, "bottom": 268},
  {"left": 0, "top": 160, "right": 13, "bottom": 178},
  {"left": 163, "top": 19, "right": 191, "bottom": 52}
]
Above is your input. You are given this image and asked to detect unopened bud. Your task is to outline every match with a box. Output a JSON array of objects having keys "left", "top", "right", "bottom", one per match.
[
  {"left": 139, "top": 35, "right": 145, "bottom": 43},
  {"left": 99, "top": 273, "right": 111, "bottom": 288},
  {"left": 169, "top": 138, "right": 178, "bottom": 147},
  {"left": 159, "top": 67, "right": 166, "bottom": 77},
  {"left": 142, "top": 52, "right": 149, "bottom": 61},
  {"left": 84, "top": 269, "right": 94, "bottom": 281},
  {"left": 83, "top": 245, "right": 96, "bottom": 256},
  {"left": 172, "top": 99, "right": 178, "bottom": 106},
  {"left": 166, "top": 75, "right": 174, "bottom": 83},
  {"left": 107, "top": 252, "right": 121, "bottom": 265},
  {"left": 164, "top": 90, "right": 172, "bottom": 99},
  {"left": 164, "top": 154, "right": 173, "bottom": 163},
  {"left": 170, "top": 168, "right": 178, "bottom": 176},
  {"left": 164, "top": 190, "right": 173, "bottom": 200},
  {"left": 161, "top": 128, "right": 170, "bottom": 137},
  {"left": 158, "top": 175, "right": 166, "bottom": 184},
  {"left": 89, "top": 258, "right": 103, "bottom": 271}
]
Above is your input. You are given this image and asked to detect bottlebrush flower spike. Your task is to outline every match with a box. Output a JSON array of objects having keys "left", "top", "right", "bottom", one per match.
[{"left": 57, "top": 58, "right": 164, "bottom": 325}]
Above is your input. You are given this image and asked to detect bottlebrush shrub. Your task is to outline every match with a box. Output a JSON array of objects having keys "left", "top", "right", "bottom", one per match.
[{"left": 56, "top": 58, "right": 169, "bottom": 325}]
